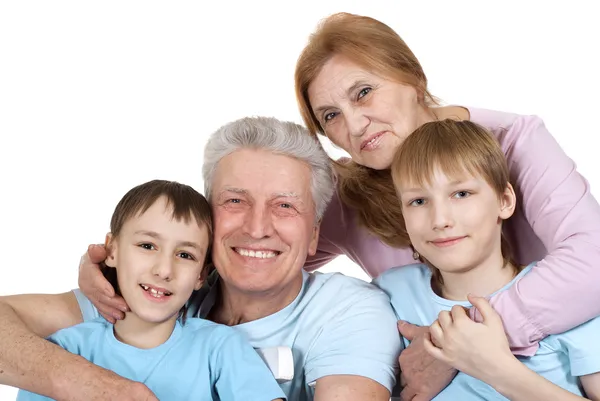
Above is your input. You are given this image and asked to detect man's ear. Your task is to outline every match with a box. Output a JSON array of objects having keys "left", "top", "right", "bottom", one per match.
[
  {"left": 104, "top": 233, "right": 118, "bottom": 268},
  {"left": 499, "top": 182, "right": 517, "bottom": 221},
  {"left": 307, "top": 220, "right": 321, "bottom": 256}
]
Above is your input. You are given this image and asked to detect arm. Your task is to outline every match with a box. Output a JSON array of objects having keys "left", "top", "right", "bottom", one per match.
[
  {"left": 0, "top": 292, "right": 83, "bottom": 396},
  {"left": 472, "top": 110, "right": 600, "bottom": 354},
  {"left": 0, "top": 293, "right": 158, "bottom": 401},
  {"left": 426, "top": 296, "right": 598, "bottom": 400},
  {"left": 307, "top": 286, "right": 402, "bottom": 400},
  {"left": 490, "top": 358, "right": 590, "bottom": 401},
  {"left": 581, "top": 373, "right": 600, "bottom": 400},
  {"left": 314, "top": 375, "right": 390, "bottom": 401}
]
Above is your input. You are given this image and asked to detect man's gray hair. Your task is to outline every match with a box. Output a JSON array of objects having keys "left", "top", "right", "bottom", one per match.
[{"left": 203, "top": 116, "right": 334, "bottom": 220}]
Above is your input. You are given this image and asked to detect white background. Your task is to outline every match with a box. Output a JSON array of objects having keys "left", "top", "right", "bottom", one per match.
[{"left": 1, "top": 1, "right": 599, "bottom": 399}]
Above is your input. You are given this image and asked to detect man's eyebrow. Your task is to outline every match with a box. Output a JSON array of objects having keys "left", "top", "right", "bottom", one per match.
[{"left": 217, "top": 187, "right": 248, "bottom": 196}]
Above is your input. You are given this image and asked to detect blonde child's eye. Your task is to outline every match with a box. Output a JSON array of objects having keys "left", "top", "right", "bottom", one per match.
[
  {"left": 409, "top": 198, "right": 425, "bottom": 207},
  {"left": 454, "top": 191, "right": 470, "bottom": 198}
]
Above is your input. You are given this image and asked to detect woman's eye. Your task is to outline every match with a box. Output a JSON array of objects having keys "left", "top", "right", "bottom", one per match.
[
  {"left": 324, "top": 112, "right": 337, "bottom": 122},
  {"left": 357, "top": 87, "right": 371, "bottom": 99}
]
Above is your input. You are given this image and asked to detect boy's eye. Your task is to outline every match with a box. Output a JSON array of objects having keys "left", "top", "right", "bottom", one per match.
[
  {"left": 178, "top": 252, "right": 196, "bottom": 261},
  {"left": 140, "top": 243, "right": 155, "bottom": 250}
]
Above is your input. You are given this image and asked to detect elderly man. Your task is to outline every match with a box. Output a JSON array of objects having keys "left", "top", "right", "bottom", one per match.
[{"left": 0, "top": 117, "right": 402, "bottom": 401}]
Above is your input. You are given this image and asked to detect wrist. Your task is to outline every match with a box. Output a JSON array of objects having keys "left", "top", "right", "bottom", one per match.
[{"left": 485, "top": 355, "right": 528, "bottom": 395}]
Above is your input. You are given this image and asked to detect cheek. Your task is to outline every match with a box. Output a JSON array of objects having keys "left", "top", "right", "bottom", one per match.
[{"left": 325, "top": 124, "right": 351, "bottom": 150}]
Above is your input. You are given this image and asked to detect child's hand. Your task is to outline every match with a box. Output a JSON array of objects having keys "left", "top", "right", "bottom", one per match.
[{"left": 423, "top": 294, "right": 516, "bottom": 383}]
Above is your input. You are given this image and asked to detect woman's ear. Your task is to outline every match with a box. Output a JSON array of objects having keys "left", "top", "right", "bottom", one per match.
[
  {"left": 104, "top": 233, "right": 118, "bottom": 268},
  {"left": 499, "top": 182, "right": 517, "bottom": 221}
]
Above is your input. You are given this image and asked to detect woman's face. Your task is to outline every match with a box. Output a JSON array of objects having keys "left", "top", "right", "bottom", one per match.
[{"left": 308, "top": 55, "right": 434, "bottom": 170}]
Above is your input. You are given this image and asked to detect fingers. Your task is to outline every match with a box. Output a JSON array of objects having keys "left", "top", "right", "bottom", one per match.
[
  {"left": 99, "top": 311, "right": 116, "bottom": 324},
  {"left": 467, "top": 294, "right": 501, "bottom": 326},
  {"left": 450, "top": 304, "right": 469, "bottom": 322},
  {"left": 429, "top": 320, "right": 445, "bottom": 348},
  {"left": 398, "top": 320, "right": 427, "bottom": 341},
  {"left": 87, "top": 243, "right": 108, "bottom": 264},
  {"left": 399, "top": 385, "right": 417, "bottom": 401},
  {"left": 423, "top": 331, "right": 446, "bottom": 362},
  {"left": 399, "top": 373, "right": 407, "bottom": 388},
  {"left": 437, "top": 311, "right": 453, "bottom": 330}
]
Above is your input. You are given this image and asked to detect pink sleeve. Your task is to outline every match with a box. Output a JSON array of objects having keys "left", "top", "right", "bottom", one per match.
[{"left": 471, "top": 110, "right": 600, "bottom": 356}]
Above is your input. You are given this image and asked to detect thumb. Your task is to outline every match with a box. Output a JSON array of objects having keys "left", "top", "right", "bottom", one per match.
[
  {"left": 87, "top": 244, "right": 108, "bottom": 264},
  {"left": 467, "top": 294, "right": 501, "bottom": 327},
  {"left": 397, "top": 320, "right": 423, "bottom": 341}
]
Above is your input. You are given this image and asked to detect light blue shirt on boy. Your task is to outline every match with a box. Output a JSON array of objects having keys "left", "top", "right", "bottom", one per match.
[
  {"left": 72, "top": 270, "right": 402, "bottom": 401},
  {"left": 373, "top": 263, "right": 600, "bottom": 400},
  {"left": 16, "top": 316, "right": 286, "bottom": 401}
]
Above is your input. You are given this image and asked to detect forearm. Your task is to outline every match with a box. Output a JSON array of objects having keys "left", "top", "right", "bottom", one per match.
[
  {"left": 0, "top": 301, "right": 96, "bottom": 400},
  {"left": 486, "top": 357, "right": 586, "bottom": 401}
]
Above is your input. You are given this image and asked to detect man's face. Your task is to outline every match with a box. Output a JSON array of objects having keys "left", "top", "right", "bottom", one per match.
[{"left": 210, "top": 148, "right": 320, "bottom": 296}]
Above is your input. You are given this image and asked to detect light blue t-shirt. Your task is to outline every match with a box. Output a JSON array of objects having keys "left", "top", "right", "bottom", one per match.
[
  {"left": 373, "top": 263, "right": 600, "bottom": 400},
  {"left": 17, "top": 317, "right": 286, "bottom": 401},
  {"left": 76, "top": 270, "right": 402, "bottom": 401}
]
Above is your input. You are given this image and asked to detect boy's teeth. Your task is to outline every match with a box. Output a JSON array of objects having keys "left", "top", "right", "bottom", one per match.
[{"left": 140, "top": 284, "right": 171, "bottom": 296}]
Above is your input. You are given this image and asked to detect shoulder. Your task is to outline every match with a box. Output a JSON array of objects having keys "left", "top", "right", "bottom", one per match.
[
  {"left": 373, "top": 263, "right": 430, "bottom": 291},
  {"left": 305, "top": 272, "right": 397, "bottom": 320},
  {"left": 467, "top": 106, "right": 550, "bottom": 148},
  {"left": 48, "top": 317, "right": 109, "bottom": 349}
]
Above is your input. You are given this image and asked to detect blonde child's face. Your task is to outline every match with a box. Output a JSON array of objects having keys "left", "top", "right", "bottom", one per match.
[
  {"left": 398, "top": 167, "right": 515, "bottom": 275},
  {"left": 105, "top": 196, "right": 209, "bottom": 325}
]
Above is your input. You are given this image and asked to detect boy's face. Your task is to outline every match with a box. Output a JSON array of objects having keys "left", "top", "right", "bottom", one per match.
[
  {"left": 398, "top": 167, "right": 515, "bottom": 275},
  {"left": 105, "top": 196, "right": 209, "bottom": 325}
]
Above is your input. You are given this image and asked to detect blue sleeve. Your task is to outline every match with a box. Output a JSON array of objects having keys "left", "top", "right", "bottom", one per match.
[
  {"left": 304, "top": 289, "right": 403, "bottom": 392},
  {"left": 212, "top": 329, "right": 286, "bottom": 401},
  {"left": 72, "top": 288, "right": 100, "bottom": 322},
  {"left": 552, "top": 316, "right": 600, "bottom": 376},
  {"left": 16, "top": 390, "right": 53, "bottom": 401}
]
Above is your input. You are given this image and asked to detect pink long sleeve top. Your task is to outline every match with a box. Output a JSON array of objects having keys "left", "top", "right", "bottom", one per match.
[{"left": 305, "top": 107, "right": 600, "bottom": 356}]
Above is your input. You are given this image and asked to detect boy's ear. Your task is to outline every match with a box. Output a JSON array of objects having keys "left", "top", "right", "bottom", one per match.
[
  {"left": 104, "top": 233, "right": 117, "bottom": 268},
  {"left": 499, "top": 182, "right": 517, "bottom": 220}
]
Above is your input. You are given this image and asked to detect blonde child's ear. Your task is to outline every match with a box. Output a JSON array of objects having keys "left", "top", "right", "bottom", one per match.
[
  {"left": 499, "top": 182, "right": 517, "bottom": 220},
  {"left": 104, "top": 233, "right": 118, "bottom": 268}
]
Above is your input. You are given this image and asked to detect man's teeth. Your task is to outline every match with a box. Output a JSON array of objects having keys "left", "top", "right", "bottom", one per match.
[
  {"left": 235, "top": 248, "right": 278, "bottom": 259},
  {"left": 140, "top": 284, "right": 172, "bottom": 297}
]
